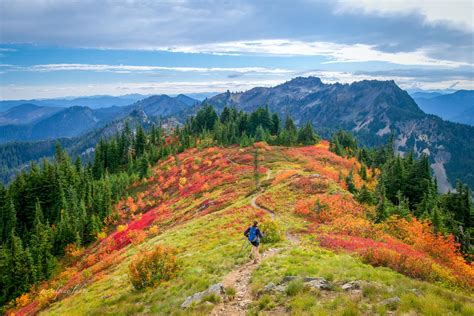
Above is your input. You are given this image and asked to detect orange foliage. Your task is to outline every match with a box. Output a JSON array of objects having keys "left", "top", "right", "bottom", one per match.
[
  {"left": 15, "top": 293, "right": 31, "bottom": 308},
  {"left": 64, "top": 243, "right": 83, "bottom": 259},
  {"left": 272, "top": 170, "right": 298, "bottom": 185},
  {"left": 291, "top": 176, "right": 329, "bottom": 194},
  {"left": 127, "top": 230, "right": 147, "bottom": 245}
]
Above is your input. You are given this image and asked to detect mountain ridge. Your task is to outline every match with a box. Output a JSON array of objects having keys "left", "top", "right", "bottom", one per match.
[{"left": 205, "top": 77, "right": 474, "bottom": 192}]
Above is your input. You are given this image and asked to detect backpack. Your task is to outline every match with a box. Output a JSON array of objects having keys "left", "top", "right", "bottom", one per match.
[{"left": 248, "top": 226, "right": 258, "bottom": 242}]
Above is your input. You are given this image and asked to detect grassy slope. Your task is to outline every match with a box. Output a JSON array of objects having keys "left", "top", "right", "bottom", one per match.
[{"left": 12, "top": 142, "right": 473, "bottom": 315}]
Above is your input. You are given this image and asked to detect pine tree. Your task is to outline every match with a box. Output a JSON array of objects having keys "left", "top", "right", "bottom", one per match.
[
  {"left": 30, "top": 202, "right": 55, "bottom": 281},
  {"left": 359, "top": 164, "right": 367, "bottom": 181},
  {"left": 270, "top": 113, "right": 280, "bottom": 135},
  {"left": 284, "top": 116, "right": 297, "bottom": 145},
  {"left": 357, "top": 185, "right": 376, "bottom": 205},
  {"left": 255, "top": 125, "right": 267, "bottom": 142},
  {"left": 396, "top": 190, "right": 410, "bottom": 218},
  {"left": 7, "top": 232, "right": 36, "bottom": 300},
  {"left": 345, "top": 168, "right": 357, "bottom": 193},
  {"left": 2, "top": 196, "right": 16, "bottom": 242},
  {"left": 297, "top": 122, "right": 319, "bottom": 145},
  {"left": 135, "top": 125, "right": 147, "bottom": 157},
  {"left": 0, "top": 244, "right": 9, "bottom": 305},
  {"left": 432, "top": 207, "right": 442, "bottom": 233},
  {"left": 138, "top": 153, "right": 150, "bottom": 179},
  {"left": 376, "top": 184, "right": 390, "bottom": 222}
]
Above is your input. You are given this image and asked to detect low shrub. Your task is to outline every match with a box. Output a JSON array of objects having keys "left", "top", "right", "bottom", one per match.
[
  {"left": 15, "top": 293, "right": 31, "bottom": 308},
  {"left": 38, "top": 288, "right": 56, "bottom": 307},
  {"left": 128, "top": 245, "right": 178, "bottom": 290},
  {"left": 260, "top": 220, "right": 282, "bottom": 243},
  {"left": 257, "top": 294, "right": 274, "bottom": 310},
  {"left": 225, "top": 286, "right": 236, "bottom": 300}
]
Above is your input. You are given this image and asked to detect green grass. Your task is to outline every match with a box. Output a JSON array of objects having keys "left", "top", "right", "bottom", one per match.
[
  {"left": 44, "top": 196, "right": 271, "bottom": 315},
  {"left": 250, "top": 245, "right": 474, "bottom": 315}
]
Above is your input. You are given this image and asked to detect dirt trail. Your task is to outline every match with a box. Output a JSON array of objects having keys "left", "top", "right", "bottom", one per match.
[
  {"left": 210, "top": 248, "right": 280, "bottom": 316},
  {"left": 210, "top": 169, "right": 300, "bottom": 315}
]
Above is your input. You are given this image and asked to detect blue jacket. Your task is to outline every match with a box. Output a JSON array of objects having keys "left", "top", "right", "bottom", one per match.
[{"left": 244, "top": 225, "right": 263, "bottom": 242}]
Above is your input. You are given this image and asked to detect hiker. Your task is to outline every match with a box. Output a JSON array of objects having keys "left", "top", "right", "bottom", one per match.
[{"left": 244, "top": 221, "right": 264, "bottom": 263}]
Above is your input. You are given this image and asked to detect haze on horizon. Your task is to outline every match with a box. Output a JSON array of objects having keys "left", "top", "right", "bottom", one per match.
[{"left": 0, "top": 0, "right": 473, "bottom": 100}]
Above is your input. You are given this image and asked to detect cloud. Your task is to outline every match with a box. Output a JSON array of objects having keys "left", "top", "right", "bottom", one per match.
[
  {"left": 1, "top": 0, "right": 472, "bottom": 64},
  {"left": 336, "top": 0, "right": 473, "bottom": 32},
  {"left": 0, "top": 79, "right": 286, "bottom": 100},
  {"left": 4, "top": 63, "right": 291, "bottom": 75},
  {"left": 352, "top": 67, "right": 474, "bottom": 82},
  {"left": 163, "top": 39, "right": 471, "bottom": 67}
]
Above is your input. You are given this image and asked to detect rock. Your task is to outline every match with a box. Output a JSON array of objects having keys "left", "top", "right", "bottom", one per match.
[
  {"left": 279, "top": 276, "right": 331, "bottom": 291},
  {"left": 181, "top": 283, "right": 226, "bottom": 308},
  {"left": 263, "top": 282, "right": 277, "bottom": 292},
  {"left": 341, "top": 281, "right": 361, "bottom": 291},
  {"left": 239, "top": 299, "right": 251, "bottom": 308},
  {"left": 305, "top": 278, "right": 331, "bottom": 290},
  {"left": 203, "top": 301, "right": 214, "bottom": 307},
  {"left": 380, "top": 296, "right": 401, "bottom": 309},
  {"left": 281, "top": 276, "right": 297, "bottom": 283},
  {"left": 409, "top": 288, "right": 422, "bottom": 296},
  {"left": 260, "top": 282, "right": 286, "bottom": 295}
]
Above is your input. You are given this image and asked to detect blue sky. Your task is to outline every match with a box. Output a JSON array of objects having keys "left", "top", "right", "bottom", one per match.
[{"left": 0, "top": 0, "right": 473, "bottom": 99}]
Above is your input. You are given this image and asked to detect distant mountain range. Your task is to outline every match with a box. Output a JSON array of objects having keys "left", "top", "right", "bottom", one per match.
[
  {"left": 0, "top": 94, "right": 199, "bottom": 143},
  {"left": 412, "top": 90, "right": 474, "bottom": 126},
  {"left": 0, "top": 103, "right": 62, "bottom": 125},
  {"left": 0, "top": 94, "right": 200, "bottom": 183},
  {"left": 0, "top": 94, "right": 148, "bottom": 112},
  {"left": 0, "top": 79, "right": 472, "bottom": 192},
  {"left": 0, "top": 92, "right": 218, "bottom": 113}
]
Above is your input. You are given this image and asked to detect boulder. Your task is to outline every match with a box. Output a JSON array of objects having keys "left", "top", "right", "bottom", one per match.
[
  {"left": 380, "top": 296, "right": 401, "bottom": 309},
  {"left": 260, "top": 282, "right": 286, "bottom": 294},
  {"left": 305, "top": 278, "right": 331, "bottom": 290},
  {"left": 281, "top": 276, "right": 297, "bottom": 284},
  {"left": 279, "top": 276, "right": 331, "bottom": 291},
  {"left": 181, "top": 283, "right": 226, "bottom": 308},
  {"left": 263, "top": 282, "right": 277, "bottom": 292},
  {"left": 341, "top": 281, "right": 362, "bottom": 291}
]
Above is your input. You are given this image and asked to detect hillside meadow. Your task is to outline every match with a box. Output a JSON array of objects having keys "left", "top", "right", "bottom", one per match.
[{"left": 10, "top": 141, "right": 474, "bottom": 315}]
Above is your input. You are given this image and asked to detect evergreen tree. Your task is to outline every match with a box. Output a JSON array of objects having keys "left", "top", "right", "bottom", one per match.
[
  {"left": 138, "top": 153, "right": 150, "bottom": 179},
  {"left": 359, "top": 164, "right": 368, "bottom": 181},
  {"left": 270, "top": 113, "right": 280, "bottom": 135},
  {"left": 284, "top": 116, "right": 298, "bottom": 145},
  {"left": 375, "top": 184, "right": 390, "bottom": 222},
  {"left": 255, "top": 125, "right": 267, "bottom": 142},
  {"left": 297, "top": 122, "right": 319, "bottom": 145},
  {"left": 345, "top": 168, "right": 357, "bottom": 194},
  {"left": 2, "top": 196, "right": 16, "bottom": 242},
  {"left": 357, "top": 185, "right": 376, "bottom": 205},
  {"left": 135, "top": 125, "right": 147, "bottom": 157},
  {"left": 5, "top": 232, "right": 36, "bottom": 301}
]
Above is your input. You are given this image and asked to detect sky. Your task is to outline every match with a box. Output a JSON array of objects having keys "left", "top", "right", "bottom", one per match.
[{"left": 0, "top": 0, "right": 473, "bottom": 100}]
